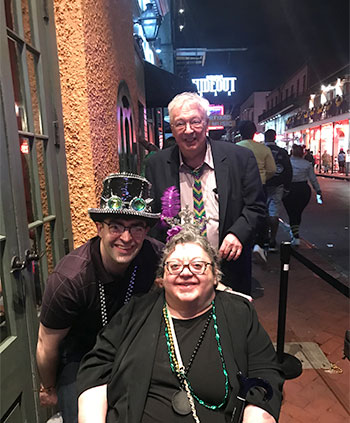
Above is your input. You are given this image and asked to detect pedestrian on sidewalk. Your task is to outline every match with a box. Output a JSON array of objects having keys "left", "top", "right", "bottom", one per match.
[
  {"left": 321, "top": 150, "right": 331, "bottom": 173},
  {"left": 264, "top": 129, "right": 293, "bottom": 252},
  {"left": 346, "top": 149, "right": 350, "bottom": 176},
  {"left": 338, "top": 148, "right": 346, "bottom": 173},
  {"left": 237, "top": 121, "right": 276, "bottom": 263},
  {"left": 304, "top": 149, "right": 315, "bottom": 167},
  {"left": 283, "top": 144, "right": 323, "bottom": 246}
]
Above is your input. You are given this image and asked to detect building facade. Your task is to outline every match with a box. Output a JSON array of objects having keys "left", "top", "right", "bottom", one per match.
[
  {"left": 258, "top": 64, "right": 350, "bottom": 171},
  {"left": 1, "top": 0, "right": 172, "bottom": 421},
  {"left": 239, "top": 91, "right": 270, "bottom": 133}
]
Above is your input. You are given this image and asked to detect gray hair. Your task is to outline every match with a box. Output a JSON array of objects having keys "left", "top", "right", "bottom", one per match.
[
  {"left": 168, "top": 92, "right": 210, "bottom": 124},
  {"left": 157, "top": 227, "right": 222, "bottom": 281}
]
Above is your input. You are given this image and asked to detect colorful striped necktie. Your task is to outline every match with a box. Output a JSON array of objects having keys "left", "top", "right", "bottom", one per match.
[{"left": 192, "top": 166, "right": 207, "bottom": 236}]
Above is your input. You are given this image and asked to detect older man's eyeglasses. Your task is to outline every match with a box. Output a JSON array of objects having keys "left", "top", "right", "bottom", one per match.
[
  {"left": 103, "top": 221, "right": 147, "bottom": 238},
  {"left": 172, "top": 118, "right": 204, "bottom": 131},
  {"left": 165, "top": 260, "right": 213, "bottom": 275}
]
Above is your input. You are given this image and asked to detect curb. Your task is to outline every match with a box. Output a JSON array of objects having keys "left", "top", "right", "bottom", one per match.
[{"left": 316, "top": 173, "right": 350, "bottom": 181}]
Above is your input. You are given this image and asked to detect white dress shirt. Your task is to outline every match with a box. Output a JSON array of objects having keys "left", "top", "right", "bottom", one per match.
[{"left": 179, "top": 142, "right": 220, "bottom": 249}]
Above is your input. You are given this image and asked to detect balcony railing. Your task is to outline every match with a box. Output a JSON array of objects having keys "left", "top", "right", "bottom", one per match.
[
  {"left": 285, "top": 95, "right": 349, "bottom": 130},
  {"left": 258, "top": 94, "right": 309, "bottom": 122}
]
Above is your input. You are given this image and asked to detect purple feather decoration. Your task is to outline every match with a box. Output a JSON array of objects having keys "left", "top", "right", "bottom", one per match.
[
  {"left": 161, "top": 186, "right": 181, "bottom": 225},
  {"left": 161, "top": 186, "right": 181, "bottom": 217}
]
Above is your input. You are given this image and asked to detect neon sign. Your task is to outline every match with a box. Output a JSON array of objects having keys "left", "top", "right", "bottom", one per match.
[
  {"left": 208, "top": 104, "right": 224, "bottom": 130},
  {"left": 192, "top": 75, "right": 237, "bottom": 97}
]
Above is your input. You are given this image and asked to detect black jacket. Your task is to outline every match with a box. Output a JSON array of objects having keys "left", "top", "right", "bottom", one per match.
[
  {"left": 265, "top": 144, "right": 293, "bottom": 189},
  {"left": 77, "top": 290, "right": 284, "bottom": 422}
]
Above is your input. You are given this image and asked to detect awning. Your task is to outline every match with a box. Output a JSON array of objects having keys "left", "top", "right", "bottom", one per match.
[{"left": 144, "top": 61, "right": 197, "bottom": 108}]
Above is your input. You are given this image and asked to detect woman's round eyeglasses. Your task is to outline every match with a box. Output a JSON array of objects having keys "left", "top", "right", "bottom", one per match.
[{"left": 165, "top": 260, "right": 213, "bottom": 275}]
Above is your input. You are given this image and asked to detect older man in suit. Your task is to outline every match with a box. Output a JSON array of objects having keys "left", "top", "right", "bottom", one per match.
[{"left": 145, "top": 92, "right": 266, "bottom": 295}]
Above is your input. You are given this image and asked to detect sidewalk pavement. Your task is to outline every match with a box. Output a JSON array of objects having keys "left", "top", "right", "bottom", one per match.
[{"left": 252, "top": 237, "right": 349, "bottom": 422}]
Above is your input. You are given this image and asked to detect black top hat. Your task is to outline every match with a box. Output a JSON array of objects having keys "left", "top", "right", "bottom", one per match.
[{"left": 89, "top": 173, "right": 160, "bottom": 224}]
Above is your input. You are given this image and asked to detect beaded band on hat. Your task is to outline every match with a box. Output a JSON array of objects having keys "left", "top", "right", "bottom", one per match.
[{"left": 98, "top": 265, "right": 138, "bottom": 326}]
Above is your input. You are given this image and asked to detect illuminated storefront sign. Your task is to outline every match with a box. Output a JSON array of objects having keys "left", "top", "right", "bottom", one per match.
[
  {"left": 208, "top": 104, "right": 224, "bottom": 130},
  {"left": 192, "top": 75, "right": 237, "bottom": 97},
  {"left": 209, "top": 104, "right": 224, "bottom": 115}
]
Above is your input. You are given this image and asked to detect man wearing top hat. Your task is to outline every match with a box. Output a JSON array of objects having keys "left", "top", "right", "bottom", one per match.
[{"left": 36, "top": 173, "right": 163, "bottom": 423}]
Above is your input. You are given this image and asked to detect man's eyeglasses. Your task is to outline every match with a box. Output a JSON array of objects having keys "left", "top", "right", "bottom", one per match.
[
  {"left": 165, "top": 260, "right": 213, "bottom": 275},
  {"left": 102, "top": 221, "right": 147, "bottom": 238},
  {"left": 172, "top": 118, "right": 204, "bottom": 131}
]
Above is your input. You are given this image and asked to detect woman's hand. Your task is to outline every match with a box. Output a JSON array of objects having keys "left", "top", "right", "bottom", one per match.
[{"left": 243, "top": 404, "right": 276, "bottom": 423}]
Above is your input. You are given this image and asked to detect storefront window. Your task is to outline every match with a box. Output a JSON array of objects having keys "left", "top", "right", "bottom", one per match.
[
  {"left": 334, "top": 121, "right": 349, "bottom": 153},
  {"left": 320, "top": 124, "right": 333, "bottom": 155}
]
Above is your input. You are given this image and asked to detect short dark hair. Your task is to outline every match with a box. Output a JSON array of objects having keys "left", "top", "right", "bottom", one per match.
[
  {"left": 238, "top": 120, "right": 257, "bottom": 140},
  {"left": 264, "top": 129, "right": 276, "bottom": 143}
]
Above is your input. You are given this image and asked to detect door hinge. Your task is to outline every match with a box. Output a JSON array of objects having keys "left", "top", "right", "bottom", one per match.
[{"left": 53, "top": 121, "right": 60, "bottom": 145}]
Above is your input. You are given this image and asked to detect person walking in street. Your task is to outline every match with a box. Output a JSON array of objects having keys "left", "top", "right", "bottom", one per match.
[
  {"left": 338, "top": 148, "right": 346, "bottom": 173},
  {"left": 304, "top": 149, "right": 315, "bottom": 167},
  {"left": 283, "top": 145, "right": 323, "bottom": 246},
  {"left": 237, "top": 121, "right": 276, "bottom": 263},
  {"left": 321, "top": 150, "right": 331, "bottom": 173},
  {"left": 264, "top": 129, "right": 293, "bottom": 252},
  {"left": 36, "top": 173, "right": 163, "bottom": 423},
  {"left": 145, "top": 92, "right": 266, "bottom": 296}
]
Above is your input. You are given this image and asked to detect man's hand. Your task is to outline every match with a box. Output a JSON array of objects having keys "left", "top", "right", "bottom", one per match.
[
  {"left": 39, "top": 386, "right": 58, "bottom": 407},
  {"left": 243, "top": 404, "right": 276, "bottom": 422},
  {"left": 36, "top": 323, "right": 70, "bottom": 408},
  {"left": 219, "top": 233, "right": 242, "bottom": 261}
]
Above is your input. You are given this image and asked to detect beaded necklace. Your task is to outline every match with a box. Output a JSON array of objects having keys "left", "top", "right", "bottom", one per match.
[
  {"left": 163, "top": 300, "right": 229, "bottom": 419},
  {"left": 98, "top": 265, "right": 138, "bottom": 326}
]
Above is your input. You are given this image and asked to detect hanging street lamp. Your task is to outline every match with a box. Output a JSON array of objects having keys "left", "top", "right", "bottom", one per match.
[{"left": 137, "top": 3, "right": 162, "bottom": 42}]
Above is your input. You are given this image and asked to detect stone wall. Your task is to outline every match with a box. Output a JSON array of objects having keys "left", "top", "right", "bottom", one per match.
[{"left": 54, "top": 0, "right": 145, "bottom": 246}]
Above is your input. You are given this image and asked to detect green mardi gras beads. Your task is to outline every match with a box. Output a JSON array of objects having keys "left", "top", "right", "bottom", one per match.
[{"left": 163, "top": 301, "right": 229, "bottom": 410}]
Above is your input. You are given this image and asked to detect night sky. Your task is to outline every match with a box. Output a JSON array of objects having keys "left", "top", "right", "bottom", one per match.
[{"left": 175, "top": 0, "right": 349, "bottom": 107}]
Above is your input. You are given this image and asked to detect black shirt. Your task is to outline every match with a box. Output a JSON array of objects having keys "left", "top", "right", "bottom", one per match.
[
  {"left": 40, "top": 236, "right": 163, "bottom": 362},
  {"left": 142, "top": 309, "right": 227, "bottom": 422}
]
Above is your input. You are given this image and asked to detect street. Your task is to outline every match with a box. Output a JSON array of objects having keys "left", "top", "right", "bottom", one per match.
[{"left": 279, "top": 176, "right": 349, "bottom": 278}]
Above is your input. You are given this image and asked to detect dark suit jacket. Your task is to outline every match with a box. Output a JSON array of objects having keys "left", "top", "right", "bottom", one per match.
[
  {"left": 77, "top": 290, "right": 284, "bottom": 423},
  {"left": 145, "top": 139, "right": 266, "bottom": 294}
]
